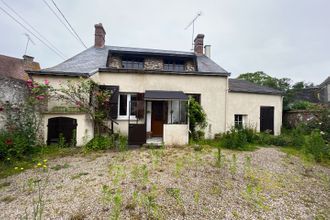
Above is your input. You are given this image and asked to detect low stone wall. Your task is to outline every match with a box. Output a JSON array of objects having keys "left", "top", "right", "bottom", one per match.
[{"left": 283, "top": 110, "right": 321, "bottom": 128}]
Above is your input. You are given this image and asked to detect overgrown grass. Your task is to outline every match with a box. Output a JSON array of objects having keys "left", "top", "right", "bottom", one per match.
[{"left": 0, "top": 146, "right": 81, "bottom": 179}]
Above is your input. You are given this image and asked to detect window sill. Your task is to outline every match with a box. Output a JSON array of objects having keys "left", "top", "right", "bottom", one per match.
[{"left": 116, "top": 116, "right": 138, "bottom": 121}]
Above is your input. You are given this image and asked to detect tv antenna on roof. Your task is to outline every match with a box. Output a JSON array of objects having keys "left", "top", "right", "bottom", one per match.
[
  {"left": 185, "top": 11, "right": 202, "bottom": 50},
  {"left": 23, "top": 33, "right": 35, "bottom": 55}
]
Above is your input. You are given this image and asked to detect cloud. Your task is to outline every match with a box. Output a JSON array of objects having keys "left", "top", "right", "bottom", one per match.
[{"left": 0, "top": 0, "right": 329, "bottom": 84}]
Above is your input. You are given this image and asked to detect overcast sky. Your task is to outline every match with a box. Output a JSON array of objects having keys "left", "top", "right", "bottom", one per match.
[{"left": 0, "top": 0, "right": 329, "bottom": 84}]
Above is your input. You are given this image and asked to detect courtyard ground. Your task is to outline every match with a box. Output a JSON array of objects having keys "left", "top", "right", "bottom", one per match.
[{"left": 0, "top": 146, "right": 329, "bottom": 219}]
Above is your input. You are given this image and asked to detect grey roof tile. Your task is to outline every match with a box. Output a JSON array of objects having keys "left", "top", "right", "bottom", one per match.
[
  {"left": 229, "top": 78, "right": 283, "bottom": 95},
  {"left": 36, "top": 46, "right": 229, "bottom": 76}
]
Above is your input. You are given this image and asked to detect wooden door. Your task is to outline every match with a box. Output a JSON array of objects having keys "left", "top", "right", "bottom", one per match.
[
  {"left": 260, "top": 106, "right": 274, "bottom": 134},
  {"left": 151, "top": 101, "right": 167, "bottom": 137}
]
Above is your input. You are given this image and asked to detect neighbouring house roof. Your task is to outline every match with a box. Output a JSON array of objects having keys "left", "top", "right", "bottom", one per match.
[
  {"left": 291, "top": 87, "right": 320, "bottom": 103},
  {"left": 29, "top": 46, "right": 229, "bottom": 77},
  {"left": 319, "top": 76, "right": 330, "bottom": 87},
  {"left": 0, "top": 54, "right": 40, "bottom": 80},
  {"left": 144, "top": 90, "right": 188, "bottom": 100},
  {"left": 229, "top": 79, "right": 283, "bottom": 95}
]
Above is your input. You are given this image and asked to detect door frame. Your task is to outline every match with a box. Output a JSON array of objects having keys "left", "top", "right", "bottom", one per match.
[
  {"left": 151, "top": 101, "right": 167, "bottom": 137},
  {"left": 260, "top": 106, "right": 274, "bottom": 134}
]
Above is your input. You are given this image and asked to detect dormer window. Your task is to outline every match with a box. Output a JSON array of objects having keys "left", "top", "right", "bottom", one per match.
[
  {"left": 122, "top": 56, "right": 144, "bottom": 69},
  {"left": 163, "top": 59, "right": 185, "bottom": 72}
]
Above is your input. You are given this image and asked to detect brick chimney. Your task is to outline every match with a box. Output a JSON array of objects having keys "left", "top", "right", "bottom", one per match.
[
  {"left": 23, "top": 55, "right": 34, "bottom": 69},
  {"left": 94, "top": 23, "right": 106, "bottom": 48},
  {"left": 194, "top": 34, "right": 204, "bottom": 55}
]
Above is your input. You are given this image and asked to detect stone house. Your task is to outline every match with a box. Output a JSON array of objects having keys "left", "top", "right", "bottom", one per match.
[{"left": 28, "top": 23, "right": 283, "bottom": 146}]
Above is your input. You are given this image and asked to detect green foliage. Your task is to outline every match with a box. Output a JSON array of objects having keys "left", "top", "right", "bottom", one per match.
[
  {"left": 0, "top": 130, "right": 36, "bottom": 160},
  {"left": 0, "top": 80, "right": 50, "bottom": 160},
  {"left": 289, "top": 100, "right": 315, "bottom": 110},
  {"left": 57, "top": 133, "right": 67, "bottom": 148},
  {"left": 238, "top": 71, "right": 290, "bottom": 92},
  {"left": 220, "top": 127, "right": 248, "bottom": 150},
  {"left": 117, "top": 134, "right": 128, "bottom": 151},
  {"left": 188, "top": 97, "right": 207, "bottom": 140},
  {"left": 302, "top": 108, "right": 330, "bottom": 143},
  {"left": 237, "top": 71, "right": 317, "bottom": 110},
  {"left": 84, "top": 135, "right": 114, "bottom": 151},
  {"left": 304, "top": 130, "right": 329, "bottom": 162},
  {"left": 54, "top": 78, "right": 112, "bottom": 135}
]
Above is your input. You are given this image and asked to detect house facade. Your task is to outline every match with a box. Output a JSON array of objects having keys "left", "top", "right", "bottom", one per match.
[{"left": 29, "top": 23, "right": 283, "bottom": 146}]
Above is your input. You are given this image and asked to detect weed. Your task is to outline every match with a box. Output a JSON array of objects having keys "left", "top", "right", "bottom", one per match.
[
  {"left": 71, "top": 172, "right": 89, "bottom": 180},
  {"left": 173, "top": 158, "right": 184, "bottom": 177},
  {"left": 193, "top": 191, "right": 200, "bottom": 205},
  {"left": 58, "top": 133, "right": 67, "bottom": 148},
  {"left": 229, "top": 154, "right": 238, "bottom": 177},
  {"left": 0, "top": 181, "right": 11, "bottom": 189},
  {"left": 51, "top": 163, "right": 70, "bottom": 171},
  {"left": 111, "top": 190, "right": 123, "bottom": 220},
  {"left": 69, "top": 212, "right": 86, "bottom": 220},
  {"left": 210, "top": 184, "right": 222, "bottom": 196},
  {"left": 1, "top": 195, "right": 16, "bottom": 203},
  {"left": 131, "top": 164, "right": 149, "bottom": 187},
  {"left": 166, "top": 187, "right": 185, "bottom": 215}
]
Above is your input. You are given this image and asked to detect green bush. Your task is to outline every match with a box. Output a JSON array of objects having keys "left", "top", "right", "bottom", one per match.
[
  {"left": 188, "top": 97, "right": 207, "bottom": 140},
  {"left": 0, "top": 130, "right": 35, "bottom": 160},
  {"left": 220, "top": 128, "right": 248, "bottom": 150},
  {"left": 304, "top": 130, "right": 329, "bottom": 162},
  {"left": 84, "top": 135, "right": 114, "bottom": 151},
  {"left": 290, "top": 100, "right": 314, "bottom": 110}
]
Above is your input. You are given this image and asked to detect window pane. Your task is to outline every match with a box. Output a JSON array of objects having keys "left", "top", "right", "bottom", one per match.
[
  {"left": 130, "top": 95, "right": 137, "bottom": 116},
  {"left": 119, "top": 94, "right": 127, "bottom": 115}
]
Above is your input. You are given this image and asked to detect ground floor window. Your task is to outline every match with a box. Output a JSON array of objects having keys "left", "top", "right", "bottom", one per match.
[
  {"left": 234, "top": 114, "right": 246, "bottom": 128},
  {"left": 118, "top": 93, "right": 137, "bottom": 118}
]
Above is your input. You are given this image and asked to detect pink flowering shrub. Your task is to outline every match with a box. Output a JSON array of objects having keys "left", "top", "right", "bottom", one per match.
[{"left": 0, "top": 79, "right": 51, "bottom": 160}]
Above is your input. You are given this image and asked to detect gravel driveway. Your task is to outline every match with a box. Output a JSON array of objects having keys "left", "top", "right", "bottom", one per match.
[{"left": 0, "top": 146, "right": 329, "bottom": 219}]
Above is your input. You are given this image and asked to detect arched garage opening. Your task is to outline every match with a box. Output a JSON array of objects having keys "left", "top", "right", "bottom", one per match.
[{"left": 47, "top": 117, "right": 77, "bottom": 145}]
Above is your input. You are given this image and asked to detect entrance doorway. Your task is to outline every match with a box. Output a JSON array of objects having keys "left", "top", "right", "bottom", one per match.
[
  {"left": 47, "top": 117, "right": 77, "bottom": 145},
  {"left": 151, "top": 101, "right": 167, "bottom": 137},
  {"left": 260, "top": 106, "right": 274, "bottom": 134}
]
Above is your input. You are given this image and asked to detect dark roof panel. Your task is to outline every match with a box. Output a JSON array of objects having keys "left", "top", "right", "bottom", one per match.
[
  {"left": 144, "top": 90, "right": 188, "bottom": 100},
  {"left": 34, "top": 46, "right": 229, "bottom": 76},
  {"left": 229, "top": 79, "right": 283, "bottom": 95}
]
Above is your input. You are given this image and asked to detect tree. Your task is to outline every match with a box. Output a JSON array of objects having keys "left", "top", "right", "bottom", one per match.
[
  {"left": 237, "top": 71, "right": 317, "bottom": 110},
  {"left": 238, "top": 71, "right": 291, "bottom": 91},
  {"left": 53, "top": 78, "right": 111, "bottom": 135}
]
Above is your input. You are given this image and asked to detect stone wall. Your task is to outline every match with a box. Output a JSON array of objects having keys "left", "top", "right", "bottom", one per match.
[
  {"left": 108, "top": 56, "right": 121, "bottom": 69},
  {"left": 144, "top": 58, "right": 163, "bottom": 70},
  {"left": 283, "top": 110, "right": 321, "bottom": 128},
  {"left": 108, "top": 56, "right": 196, "bottom": 72},
  {"left": 0, "top": 76, "right": 29, "bottom": 129},
  {"left": 185, "top": 60, "right": 196, "bottom": 71}
]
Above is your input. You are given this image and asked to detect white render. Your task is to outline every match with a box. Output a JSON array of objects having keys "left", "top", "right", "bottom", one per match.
[
  {"left": 163, "top": 124, "right": 189, "bottom": 145},
  {"left": 227, "top": 92, "right": 283, "bottom": 135},
  {"left": 32, "top": 71, "right": 283, "bottom": 146}
]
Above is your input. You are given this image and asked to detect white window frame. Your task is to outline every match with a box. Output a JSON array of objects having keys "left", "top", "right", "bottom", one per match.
[
  {"left": 118, "top": 93, "right": 137, "bottom": 120},
  {"left": 234, "top": 114, "right": 246, "bottom": 127}
]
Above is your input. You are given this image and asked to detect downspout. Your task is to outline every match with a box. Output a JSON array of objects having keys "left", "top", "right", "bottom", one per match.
[{"left": 224, "top": 76, "right": 229, "bottom": 132}]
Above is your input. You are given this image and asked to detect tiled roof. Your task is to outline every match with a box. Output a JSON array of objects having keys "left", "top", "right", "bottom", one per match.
[
  {"left": 229, "top": 79, "right": 283, "bottom": 95},
  {"left": 33, "top": 46, "right": 229, "bottom": 76},
  {"left": 319, "top": 76, "right": 330, "bottom": 87},
  {"left": 0, "top": 54, "right": 40, "bottom": 80}
]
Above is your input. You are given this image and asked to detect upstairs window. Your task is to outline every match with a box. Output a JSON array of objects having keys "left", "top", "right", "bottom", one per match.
[
  {"left": 163, "top": 59, "right": 185, "bottom": 71},
  {"left": 122, "top": 56, "right": 144, "bottom": 69}
]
